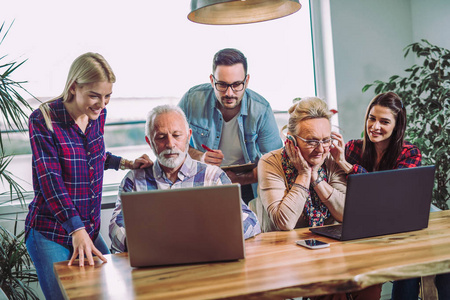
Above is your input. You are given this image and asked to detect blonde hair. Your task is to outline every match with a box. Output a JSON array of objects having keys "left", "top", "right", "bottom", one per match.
[
  {"left": 39, "top": 52, "right": 116, "bottom": 131},
  {"left": 287, "top": 97, "right": 332, "bottom": 135}
]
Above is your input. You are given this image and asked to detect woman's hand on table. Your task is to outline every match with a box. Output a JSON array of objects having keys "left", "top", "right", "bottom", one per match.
[{"left": 69, "top": 229, "right": 107, "bottom": 267}]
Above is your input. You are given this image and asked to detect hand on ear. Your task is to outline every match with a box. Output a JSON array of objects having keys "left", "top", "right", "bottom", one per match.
[{"left": 285, "top": 134, "right": 297, "bottom": 147}]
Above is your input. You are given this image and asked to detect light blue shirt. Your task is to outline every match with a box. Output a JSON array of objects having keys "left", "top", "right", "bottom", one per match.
[
  {"left": 178, "top": 83, "right": 283, "bottom": 196},
  {"left": 109, "top": 155, "right": 261, "bottom": 253}
]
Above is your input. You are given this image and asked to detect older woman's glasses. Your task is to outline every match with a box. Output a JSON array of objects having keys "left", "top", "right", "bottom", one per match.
[
  {"left": 212, "top": 75, "right": 247, "bottom": 92},
  {"left": 295, "top": 135, "right": 334, "bottom": 149}
]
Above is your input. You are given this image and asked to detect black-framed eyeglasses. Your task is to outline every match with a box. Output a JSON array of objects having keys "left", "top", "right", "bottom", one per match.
[
  {"left": 212, "top": 75, "right": 247, "bottom": 92},
  {"left": 295, "top": 135, "right": 334, "bottom": 149}
]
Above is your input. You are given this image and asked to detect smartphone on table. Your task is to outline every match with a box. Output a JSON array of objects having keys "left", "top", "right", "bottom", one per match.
[{"left": 296, "top": 239, "right": 330, "bottom": 249}]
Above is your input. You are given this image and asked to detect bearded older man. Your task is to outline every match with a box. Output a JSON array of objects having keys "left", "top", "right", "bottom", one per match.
[{"left": 109, "top": 105, "right": 261, "bottom": 253}]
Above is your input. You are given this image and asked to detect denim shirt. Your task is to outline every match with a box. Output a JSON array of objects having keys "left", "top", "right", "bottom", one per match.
[{"left": 178, "top": 83, "right": 282, "bottom": 165}]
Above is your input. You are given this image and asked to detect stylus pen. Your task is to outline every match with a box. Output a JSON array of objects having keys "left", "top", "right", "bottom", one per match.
[{"left": 201, "top": 144, "right": 215, "bottom": 152}]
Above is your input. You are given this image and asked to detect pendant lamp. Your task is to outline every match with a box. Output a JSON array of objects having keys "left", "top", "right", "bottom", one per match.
[{"left": 188, "top": 0, "right": 302, "bottom": 25}]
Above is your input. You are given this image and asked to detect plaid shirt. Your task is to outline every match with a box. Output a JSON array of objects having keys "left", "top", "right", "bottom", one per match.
[
  {"left": 345, "top": 139, "right": 422, "bottom": 174},
  {"left": 25, "top": 98, "right": 121, "bottom": 246},
  {"left": 109, "top": 155, "right": 261, "bottom": 253}
]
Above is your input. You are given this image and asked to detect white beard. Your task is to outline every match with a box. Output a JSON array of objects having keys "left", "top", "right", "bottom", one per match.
[
  {"left": 151, "top": 136, "right": 190, "bottom": 169},
  {"left": 157, "top": 149, "right": 186, "bottom": 168}
]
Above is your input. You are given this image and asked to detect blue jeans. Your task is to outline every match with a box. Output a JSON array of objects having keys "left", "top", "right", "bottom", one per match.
[
  {"left": 435, "top": 272, "right": 450, "bottom": 299},
  {"left": 26, "top": 229, "right": 110, "bottom": 300},
  {"left": 392, "top": 274, "right": 450, "bottom": 300},
  {"left": 392, "top": 278, "right": 420, "bottom": 300}
]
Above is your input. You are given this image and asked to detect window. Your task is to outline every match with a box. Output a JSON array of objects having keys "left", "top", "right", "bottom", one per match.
[{"left": 1, "top": 0, "right": 315, "bottom": 192}]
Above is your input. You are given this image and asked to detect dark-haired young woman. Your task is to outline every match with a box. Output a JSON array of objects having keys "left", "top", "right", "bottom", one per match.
[
  {"left": 330, "top": 91, "right": 449, "bottom": 299},
  {"left": 331, "top": 91, "right": 420, "bottom": 175}
]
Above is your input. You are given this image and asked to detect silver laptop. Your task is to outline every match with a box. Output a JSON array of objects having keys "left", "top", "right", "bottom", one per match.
[
  {"left": 121, "top": 184, "right": 245, "bottom": 267},
  {"left": 310, "top": 165, "right": 435, "bottom": 241}
]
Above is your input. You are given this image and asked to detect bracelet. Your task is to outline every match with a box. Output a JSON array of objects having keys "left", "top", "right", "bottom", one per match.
[{"left": 293, "top": 183, "right": 310, "bottom": 193}]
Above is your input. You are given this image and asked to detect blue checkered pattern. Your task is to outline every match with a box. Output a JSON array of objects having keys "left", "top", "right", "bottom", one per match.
[{"left": 109, "top": 155, "right": 261, "bottom": 252}]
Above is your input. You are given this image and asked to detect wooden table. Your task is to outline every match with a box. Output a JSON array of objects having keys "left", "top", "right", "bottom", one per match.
[{"left": 54, "top": 211, "right": 450, "bottom": 299}]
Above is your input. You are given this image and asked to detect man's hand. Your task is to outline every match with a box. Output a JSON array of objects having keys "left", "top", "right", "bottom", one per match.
[
  {"left": 188, "top": 146, "right": 224, "bottom": 166},
  {"left": 202, "top": 150, "right": 224, "bottom": 166}
]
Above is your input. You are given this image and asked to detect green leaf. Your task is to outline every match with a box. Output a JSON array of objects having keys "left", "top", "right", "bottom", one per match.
[
  {"left": 374, "top": 84, "right": 383, "bottom": 94},
  {"left": 429, "top": 61, "right": 437, "bottom": 70},
  {"left": 362, "top": 84, "right": 372, "bottom": 93},
  {"left": 404, "top": 47, "right": 411, "bottom": 58},
  {"left": 0, "top": 225, "right": 39, "bottom": 300},
  {"left": 0, "top": 21, "right": 34, "bottom": 205},
  {"left": 435, "top": 135, "right": 443, "bottom": 143},
  {"left": 399, "top": 78, "right": 407, "bottom": 88},
  {"left": 438, "top": 114, "right": 445, "bottom": 125},
  {"left": 389, "top": 75, "right": 400, "bottom": 81}
]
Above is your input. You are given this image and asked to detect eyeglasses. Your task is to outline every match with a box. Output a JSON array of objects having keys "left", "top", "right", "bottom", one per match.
[
  {"left": 295, "top": 135, "right": 334, "bottom": 149},
  {"left": 212, "top": 75, "right": 247, "bottom": 92}
]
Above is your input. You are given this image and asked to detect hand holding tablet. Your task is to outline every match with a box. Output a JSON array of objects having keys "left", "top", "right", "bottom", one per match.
[{"left": 201, "top": 144, "right": 256, "bottom": 174}]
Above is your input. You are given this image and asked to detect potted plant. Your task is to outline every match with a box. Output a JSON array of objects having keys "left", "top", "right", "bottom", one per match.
[
  {"left": 0, "top": 223, "right": 39, "bottom": 299},
  {"left": 0, "top": 21, "right": 38, "bottom": 299},
  {"left": 0, "top": 21, "right": 34, "bottom": 205},
  {"left": 363, "top": 39, "right": 450, "bottom": 209}
]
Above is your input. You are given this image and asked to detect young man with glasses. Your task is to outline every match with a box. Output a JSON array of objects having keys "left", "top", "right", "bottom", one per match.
[{"left": 178, "top": 48, "right": 282, "bottom": 204}]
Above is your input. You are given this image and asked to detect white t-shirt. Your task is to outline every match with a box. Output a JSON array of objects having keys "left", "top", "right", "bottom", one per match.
[{"left": 218, "top": 114, "right": 246, "bottom": 166}]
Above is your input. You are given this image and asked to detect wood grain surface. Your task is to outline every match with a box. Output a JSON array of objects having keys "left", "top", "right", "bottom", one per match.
[{"left": 54, "top": 211, "right": 450, "bottom": 299}]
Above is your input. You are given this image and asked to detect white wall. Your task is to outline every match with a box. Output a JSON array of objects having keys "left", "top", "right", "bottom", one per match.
[
  {"left": 411, "top": 0, "right": 450, "bottom": 50},
  {"left": 328, "top": 0, "right": 450, "bottom": 141},
  {"left": 328, "top": 0, "right": 414, "bottom": 140}
]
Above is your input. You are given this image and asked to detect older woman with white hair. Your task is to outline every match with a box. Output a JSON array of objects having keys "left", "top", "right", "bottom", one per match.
[
  {"left": 255, "top": 97, "right": 382, "bottom": 299},
  {"left": 255, "top": 97, "right": 346, "bottom": 232}
]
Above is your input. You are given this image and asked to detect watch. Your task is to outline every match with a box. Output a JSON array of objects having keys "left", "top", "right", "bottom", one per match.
[
  {"left": 119, "top": 158, "right": 127, "bottom": 170},
  {"left": 311, "top": 176, "right": 323, "bottom": 188}
]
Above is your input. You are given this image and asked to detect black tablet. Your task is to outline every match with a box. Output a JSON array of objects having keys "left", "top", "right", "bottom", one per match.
[{"left": 221, "top": 162, "right": 257, "bottom": 174}]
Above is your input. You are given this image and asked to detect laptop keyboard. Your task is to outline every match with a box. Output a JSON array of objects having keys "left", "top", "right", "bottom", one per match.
[{"left": 312, "top": 224, "right": 343, "bottom": 239}]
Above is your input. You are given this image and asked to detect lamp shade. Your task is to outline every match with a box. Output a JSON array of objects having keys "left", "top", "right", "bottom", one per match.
[{"left": 188, "top": 0, "right": 302, "bottom": 25}]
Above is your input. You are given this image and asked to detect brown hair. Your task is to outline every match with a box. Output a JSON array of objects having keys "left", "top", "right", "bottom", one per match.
[
  {"left": 212, "top": 48, "right": 248, "bottom": 75},
  {"left": 361, "top": 92, "right": 406, "bottom": 171}
]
